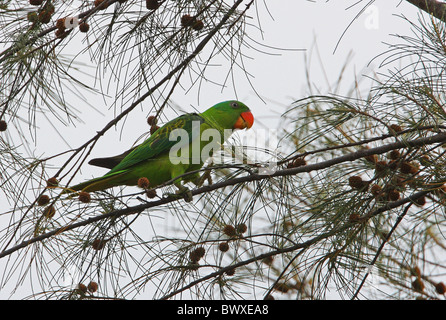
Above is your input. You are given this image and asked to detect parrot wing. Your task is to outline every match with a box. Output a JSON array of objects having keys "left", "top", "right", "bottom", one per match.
[{"left": 105, "top": 113, "right": 205, "bottom": 175}]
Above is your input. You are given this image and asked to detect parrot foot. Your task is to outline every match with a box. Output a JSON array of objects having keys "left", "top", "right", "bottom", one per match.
[
  {"left": 165, "top": 185, "right": 193, "bottom": 203},
  {"left": 193, "top": 170, "right": 212, "bottom": 187},
  {"left": 200, "top": 170, "right": 212, "bottom": 186},
  {"left": 181, "top": 189, "right": 193, "bottom": 203}
]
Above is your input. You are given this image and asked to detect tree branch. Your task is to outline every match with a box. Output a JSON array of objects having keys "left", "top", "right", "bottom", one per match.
[
  {"left": 0, "top": 0, "right": 248, "bottom": 262},
  {"left": 2, "top": 131, "right": 445, "bottom": 259},
  {"left": 160, "top": 189, "right": 431, "bottom": 300},
  {"left": 351, "top": 203, "right": 414, "bottom": 300},
  {"left": 56, "top": 0, "right": 246, "bottom": 180},
  {"left": 406, "top": 0, "right": 446, "bottom": 23}
]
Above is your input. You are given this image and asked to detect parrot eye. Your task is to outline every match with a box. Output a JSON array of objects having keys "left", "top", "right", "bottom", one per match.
[{"left": 230, "top": 102, "right": 239, "bottom": 109}]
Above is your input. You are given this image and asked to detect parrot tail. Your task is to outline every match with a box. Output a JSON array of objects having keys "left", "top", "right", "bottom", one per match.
[
  {"left": 62, "top": 171, "right": 127, "bottom": 194},
  {"left": 88, "top": 147, "right": 136, "bottom": 169}
]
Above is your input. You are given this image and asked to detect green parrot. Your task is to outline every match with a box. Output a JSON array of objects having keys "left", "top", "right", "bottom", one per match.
[{"left": 65, "top": 100, "right": 254, "bottom": 195}]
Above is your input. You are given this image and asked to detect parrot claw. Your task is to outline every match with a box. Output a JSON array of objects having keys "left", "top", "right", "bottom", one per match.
[
  {"left": 183, "top": 190, "right": 193, "bottom": 203},
  {"left": 192, "top": 170, "right": 212, "bottom": 187},
  {"left": 165, "top": 185, "right": 193, "bottom": 202}
]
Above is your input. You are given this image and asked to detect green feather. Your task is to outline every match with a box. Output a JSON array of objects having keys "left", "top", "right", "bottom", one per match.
[{"left": 65, "top": 101, "right": 252, "bottom": 193}]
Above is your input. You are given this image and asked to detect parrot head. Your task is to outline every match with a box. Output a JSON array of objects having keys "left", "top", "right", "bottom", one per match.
[{"left": 203, "top": 100, "right": 254, "bottom": 131}]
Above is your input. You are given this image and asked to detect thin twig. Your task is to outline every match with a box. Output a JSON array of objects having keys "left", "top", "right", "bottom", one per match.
[
  {"left": 1, "top": 132, "right": 444, "bottom": 259},
  {"left": 351, "top": 203, "right": 413, "bottom": 300}
]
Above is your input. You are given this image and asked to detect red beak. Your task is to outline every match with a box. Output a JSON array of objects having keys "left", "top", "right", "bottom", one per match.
[{"left": 233, "top": 111, "right": 254, "bottom": 130}]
